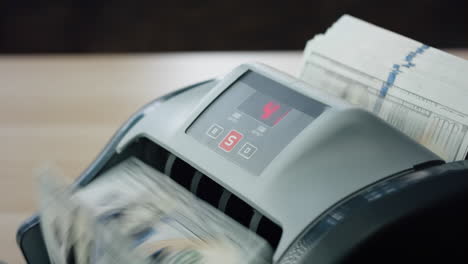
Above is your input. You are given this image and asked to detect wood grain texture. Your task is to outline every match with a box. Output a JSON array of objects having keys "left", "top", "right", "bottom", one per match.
[{"left": 0, "top": 51, "right": 466, "bottom": 263}]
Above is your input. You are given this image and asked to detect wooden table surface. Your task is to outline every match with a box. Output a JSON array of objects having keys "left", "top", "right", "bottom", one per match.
[{"left": 0, "top": 50, "right": 466, "bottom": 263}]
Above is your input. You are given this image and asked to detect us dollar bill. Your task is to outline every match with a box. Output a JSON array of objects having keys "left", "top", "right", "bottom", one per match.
[
  {"left": 38, "top": 169, "right": 76, "bottom": 264},
  {"left": 39, "top": 158, "right": 273, "bottom": 264}
]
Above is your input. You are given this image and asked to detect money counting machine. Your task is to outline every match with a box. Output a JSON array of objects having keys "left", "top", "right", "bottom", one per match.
[{"left": 17, "top": 63, "right": 468, "bottom": 263}]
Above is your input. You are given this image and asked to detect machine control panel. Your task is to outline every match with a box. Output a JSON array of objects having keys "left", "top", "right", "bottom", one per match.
[{"left": 187, "top": 71, "right": 328, "bottom": 175}]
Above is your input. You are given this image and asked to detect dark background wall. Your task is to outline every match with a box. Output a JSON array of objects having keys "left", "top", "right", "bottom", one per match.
[{"left": 0, "top": 0, "right": 466, "bottom": 53}]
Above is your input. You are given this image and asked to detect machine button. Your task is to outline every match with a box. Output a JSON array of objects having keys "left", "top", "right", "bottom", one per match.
[
  {"left": 219, "top": 130, "right": 243, "bottom": 152},
  {"left": 238, "top": 143, "right": 257, "bottom": 159},
  {"left": 206, "top": 124, "right": 224, "bottom": 139}
]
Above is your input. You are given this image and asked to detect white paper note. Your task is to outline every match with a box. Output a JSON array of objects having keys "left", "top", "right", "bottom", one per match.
[{"left": 301, "top": 15, "right": 468, "bottom": 161}]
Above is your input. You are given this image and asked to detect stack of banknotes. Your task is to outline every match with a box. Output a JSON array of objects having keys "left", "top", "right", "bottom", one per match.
[
  {"left": 301, "top": 15, "right": 468, "bottom": 161},
  {"left": 39, "top": 158, "right": 273, "bottom": 264}
]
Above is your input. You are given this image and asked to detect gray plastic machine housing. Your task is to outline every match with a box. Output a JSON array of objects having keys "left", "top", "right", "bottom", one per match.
[{"left": 17, "top": 63, "right": 446, "bottom": 263}]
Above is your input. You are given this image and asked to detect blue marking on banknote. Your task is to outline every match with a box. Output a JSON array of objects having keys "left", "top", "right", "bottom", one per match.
[
  {"left": 132, "top": 227, "right": 156, "bottom": 246},
  {"left": 373, "top": 44, "right": 429, "bottom": 113},
  {"left": 379, "top": 44, "right": 429, "bottom": 97}
]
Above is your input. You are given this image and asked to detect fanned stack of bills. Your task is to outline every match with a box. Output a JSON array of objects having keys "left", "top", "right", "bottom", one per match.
[
  {"left": 39, "top": 158, "right": 273, "bottom": 264},
  {"left": 301, "top": 15, "right": 468, "bottom": 161}
]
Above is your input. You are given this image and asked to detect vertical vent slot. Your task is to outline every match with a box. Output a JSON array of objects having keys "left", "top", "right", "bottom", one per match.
[
  {"left": 195, "top": 175, "right": 225, "bottom": 208},
  {"left": 168, "top": 157, "right": 197, "bottom": 190},
  {"left": 224, "top": 194, "right": 255, "bottom": 227},
  {"left": 140, "top": 138, "right": 170, "bottom": 173},
  {"left": 256, "top": 217, "right": 282, "bottom": 249}
]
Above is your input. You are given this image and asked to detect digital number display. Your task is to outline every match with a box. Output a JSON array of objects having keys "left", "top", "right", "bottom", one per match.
[{"left": 238, "top": 92, "right": 292, "bottom": 127}]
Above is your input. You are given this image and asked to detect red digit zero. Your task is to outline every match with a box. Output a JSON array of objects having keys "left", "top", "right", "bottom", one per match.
[{"left": 219, "top": 130, "right": 243, "bottom": 152}]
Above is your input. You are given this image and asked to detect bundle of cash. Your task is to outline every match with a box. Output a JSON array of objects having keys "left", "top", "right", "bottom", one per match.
[
  {"left": 39, "top": 158, "right": 273, "bottom": 264},
  {"left": 301, "top": 15, "right": 468, "bottom": 161}
]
